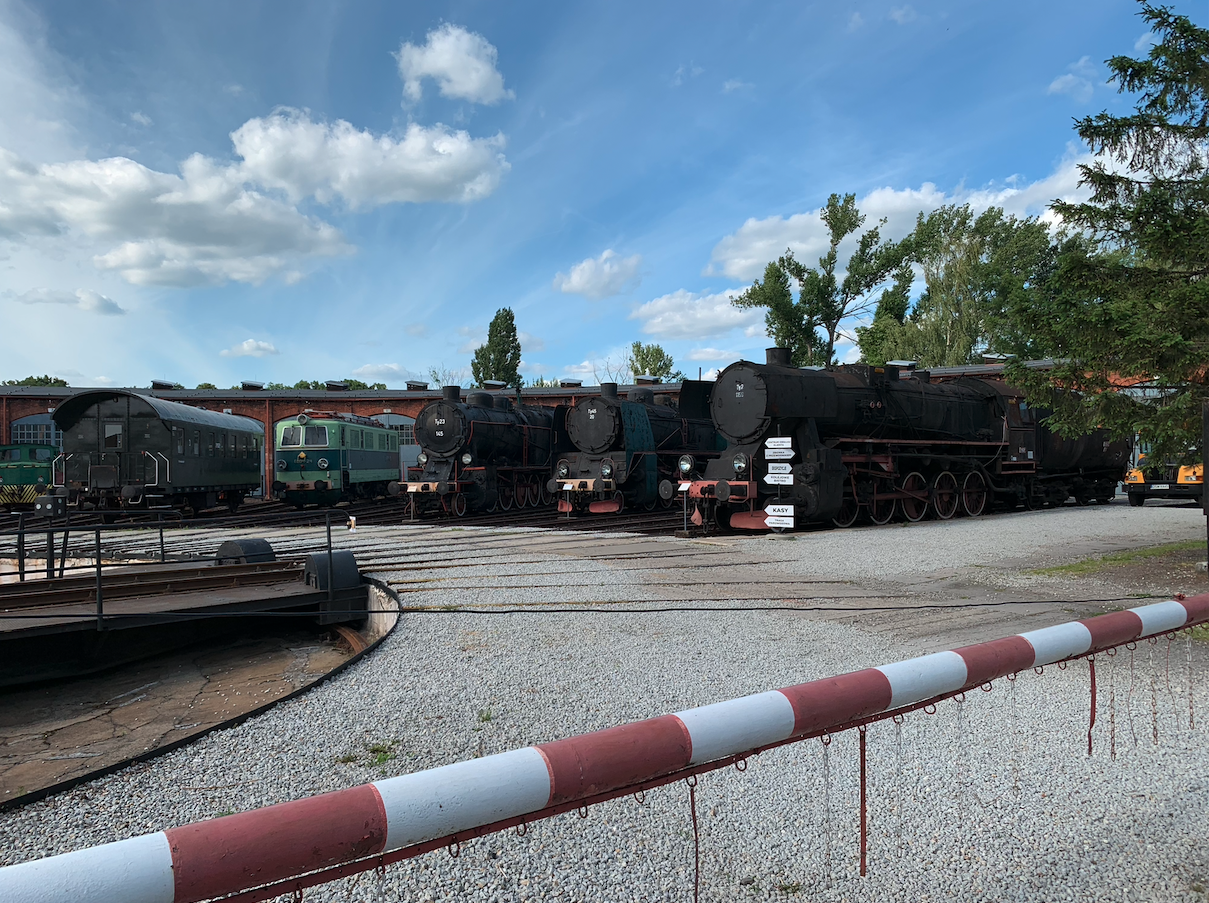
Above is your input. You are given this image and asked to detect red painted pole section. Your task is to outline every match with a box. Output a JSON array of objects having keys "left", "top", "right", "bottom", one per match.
[{"left": 3, "top": 594, "right": 1208, "bottom": 903}]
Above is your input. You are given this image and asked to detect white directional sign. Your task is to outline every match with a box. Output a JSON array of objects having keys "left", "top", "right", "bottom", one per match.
[
  {"left": 765, "top": 515, "right": 795, "bottom": 528},
  {"left": 679, "top": 482, "right": 692, "bottom": 491},
  {"left": 764, "top": 473, "right": 794, "bottom": 485},
  {"left": 765, "top": 437, "right": 792, "bottom": 448},
  {"left": 765, "top": 448, "right": 795, "bottom": 460},
  {"left": 764, "top": 503, "right": 794, "bottom": 516},
  {"left": 767, "top": 462, "right": 791, "bottom": 474}
]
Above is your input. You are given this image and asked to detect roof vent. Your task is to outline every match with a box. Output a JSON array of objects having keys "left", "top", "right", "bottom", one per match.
[
  {"left": 634, "top": 374, "right": 660, "bottom": 385},
  {"left": 886, "top": 360, "right": 917, "bottom": 370},
  {"left": 150, "top": 379, "right": 177, "bottom": 391},
  {"left": 481, "top": 380, "right": 507, "bottom": 390},
  {"left": 405, "top": 380, "right": 429, "bottom": 391},
  {"left": 559, "top": 379, "right": 583, "bottom": 388},
  {"left": 241, "top": 380, "right": 264, "bottom": 391},
  {"left": 325, "top": 380, "right": 348, "bottom": 391}
]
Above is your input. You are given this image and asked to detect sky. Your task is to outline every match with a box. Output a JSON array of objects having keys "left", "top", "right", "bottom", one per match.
[{"left": 0, "top": 0, "right": 1190, "bottom": 388}]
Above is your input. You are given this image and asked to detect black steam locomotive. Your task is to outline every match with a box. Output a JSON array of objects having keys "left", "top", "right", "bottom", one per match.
[
  {"left": 549, "top": 381, "right": 723, "bottom": 513},
  {"left": 397, "top": 386, "right": 561, "bottom": 516},
  {"left": 686, "top": 348, "right": 1128, "bottom": 531},
  {"left": 52, "top": 390, "right": 264, "bottom": 515}
]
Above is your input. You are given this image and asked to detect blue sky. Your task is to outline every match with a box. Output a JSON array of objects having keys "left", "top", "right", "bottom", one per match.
[{"left": 0, "top": 0, "right": 1187, "bottom": 387}]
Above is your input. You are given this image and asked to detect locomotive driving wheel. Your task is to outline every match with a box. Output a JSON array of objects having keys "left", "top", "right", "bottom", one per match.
[
  {"left": 514, "top": 480, "right": 529, "bottom": 508},
  {"left": 868, "top": 479, "right": 897, "bottom": 525},
  {"left": 899, "top": 472, "right": 928, "bottom": 522},
  {"left": 498, "top": 481, "right": 514, "bottom": 510},
  {"left": 451, "top": 492, "right": 468, "bottom": 517},
  {"left": 961, "top": 471, "right": 988, "bottom": 516},
  {"left": 832, "top": 485, "right": 860, "bottom": 528},
  {"left": 932, "top": 471, "right": 959, "bottom": 519}
]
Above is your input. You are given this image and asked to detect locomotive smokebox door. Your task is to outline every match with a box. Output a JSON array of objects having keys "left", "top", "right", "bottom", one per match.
[{"left": 34, "top": 494, "right": 66, "bottom": 517}]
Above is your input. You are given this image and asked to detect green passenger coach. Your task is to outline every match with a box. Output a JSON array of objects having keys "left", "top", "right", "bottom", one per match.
[
  {"left": 271, "top": 411, "right": 401, "bottom": 507},
  {"left": 0, "top": 444, "right": 55, "bottom": 510}
]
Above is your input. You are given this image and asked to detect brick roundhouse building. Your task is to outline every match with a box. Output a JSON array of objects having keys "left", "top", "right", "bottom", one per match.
[{"left": 0, "top": 380, "right": 680, "bottom": 495}]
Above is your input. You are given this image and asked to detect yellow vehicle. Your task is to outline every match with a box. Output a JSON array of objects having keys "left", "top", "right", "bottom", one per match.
[{"left": 1125, "top": 456, "right": 1203, "bottom": 506}]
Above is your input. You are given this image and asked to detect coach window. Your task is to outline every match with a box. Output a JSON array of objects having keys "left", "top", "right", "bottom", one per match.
[
  {"left": 175, "top": 428, "right": 184, "bottom": 455},
  {"left": 193, "top": 431, "right": 200, "bottom": 455},
  {"left": 34, "top": 447, "right": 52, "bottom": 462},
  {"left": 103, "top": 423, "right": 123, "bottom": 449},
  {"left": 208, "top": 432, "right": 215, "bottom": 457},
  {"left": 280, "top": 425, "right": 301, "bottom": 447}
]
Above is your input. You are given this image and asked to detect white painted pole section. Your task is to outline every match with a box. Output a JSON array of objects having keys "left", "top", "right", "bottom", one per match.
[
  {"left": 676, "top": 691, "right": 797, "bottom": 764},
  {"left": 0, "top": 832, "right": 174, "bottom": 903},
  {"left": 1019, "top": 622, "right": 1093, "bottom": 666},
  {"left": 876, "top": 650, "right": 968, "bottom": 709},
  {"left": 375, "top": 747, "right": 552, "bottom": 852},
  {"left": 1134, "top": 600, "right": 1192, "bottom": 636}
]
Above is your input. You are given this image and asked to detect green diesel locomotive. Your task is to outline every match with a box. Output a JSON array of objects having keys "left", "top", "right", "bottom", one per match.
[
  {"left": 0, "top": 443, "right": 55, "bottom": 510},
  {"left": 271, "top": 412, "right": 401, "bottom": 507}
]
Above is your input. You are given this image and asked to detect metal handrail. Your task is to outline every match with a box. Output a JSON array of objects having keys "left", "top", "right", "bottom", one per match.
[{"left": 141, "top": 451, "right": 159, "bottom": 486}]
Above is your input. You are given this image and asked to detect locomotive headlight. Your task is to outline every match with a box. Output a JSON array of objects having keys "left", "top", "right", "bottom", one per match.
[
  {"left": 732, "top": 453, "right": 748, "bottom": 473},
  {"left": 461, "top": 452, "right": 473, "bottom": 465},
  {"left": 678, "top": 454, "right": 694, "bottom": 474},
  {"left": 600, "top": 458, "right": 615, "bottom": 479},
  {"left": 417, "top": 452, "right": 428, "bottom": 466},
  {"left": 317, "top": 457, "right": 329, "bottom": 470},
  {"left": 556, "top": 460, "right": 570, "bottom": 479}
]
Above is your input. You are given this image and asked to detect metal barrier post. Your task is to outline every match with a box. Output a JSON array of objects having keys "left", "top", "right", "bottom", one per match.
[
  {"left": 45, "top": 528, "right": 53, "bottom": 579},
  {"left": 682, "top": 488, "right": 688, "bottom": 534},
  {"left": 326, "top": 511, "right": 334, "bottom": 604},
  {"left": 158, "top": 513, "right": 165, "bottom": 563},
  {"left": 58, "top": 509, "right": 70, "bottom": 579},
  {"left": 17, "top": 513, "right": 25, "bottom": 582},
  {"left": 94, "top": 528, "right": 103, "bottom": 630}
]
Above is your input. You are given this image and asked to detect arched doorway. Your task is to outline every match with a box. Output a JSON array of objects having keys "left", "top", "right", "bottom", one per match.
[{"left": 11, "top": 413, "right": 62, "bottom": 447}]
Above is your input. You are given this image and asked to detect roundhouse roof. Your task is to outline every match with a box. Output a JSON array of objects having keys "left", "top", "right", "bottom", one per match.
[{"left": 52, "top": 390, "right": 265, "bottom": 433}]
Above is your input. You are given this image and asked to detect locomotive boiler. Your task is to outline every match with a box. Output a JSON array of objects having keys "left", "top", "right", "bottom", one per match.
[
  {"left": 397, "top": 386, "right": 561, "bottom": 516},
  {"left": 549, "top": 381, "right": 723, "bottom": 513},
  {"left": 687, "top": 348, "right": 1128, "bottom": 531}
]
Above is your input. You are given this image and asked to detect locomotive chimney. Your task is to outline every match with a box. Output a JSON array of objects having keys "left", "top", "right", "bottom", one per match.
[
  {"left": 766, "top": 347, "right": 791, "bottom": 367},
  {"left": 442, "top": 385, "right": 461, "bottom": 401},
  {"left": 601, "top": 382, "right": 619, "bottom": 399}
]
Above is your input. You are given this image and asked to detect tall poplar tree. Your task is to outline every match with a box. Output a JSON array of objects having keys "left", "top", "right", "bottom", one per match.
[{"left": 471, "top": 308, "right": 523, "bottom": 388}]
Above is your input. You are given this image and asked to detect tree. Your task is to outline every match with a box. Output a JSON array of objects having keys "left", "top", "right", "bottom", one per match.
[
  {"left": 195, "top": 382, "right": 217, "bottom": 390},
  {"left": 427, "top": 364, "right": 472, "bottom": 388},
  {"left": 528, "top": 376, "right": 562, "bottom": 388},
  {"left": 735, "top": 194, "right": 909, "bottom": 365},
  {"left": 343, "top": 379, "right": 388, "bottom": 390},
  {"left": 471, "top": 307, "right": 523, "bottom": 388},
  {"left": 857, "top": 205, "right": 1061, "bottom": 367},
  {"left": 3, "top": 375, "right": 69, "bottom": 387},
  {"left": 1005, "top": 3, "right": 1209, "bottom": 460},
  {"left": 627, "top": 341, "right": 685, "bottom": 382}
]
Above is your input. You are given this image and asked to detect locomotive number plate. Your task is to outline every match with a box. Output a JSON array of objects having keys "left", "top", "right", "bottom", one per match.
[
  {"left": 767, "top": 463, "right": 791, "bottom": 474},
  {"left": 765, "top": 448, "right": 795, "bottom": 460},
  {"left": 765, "top": 437, "right": 792, "bottom": 448}
]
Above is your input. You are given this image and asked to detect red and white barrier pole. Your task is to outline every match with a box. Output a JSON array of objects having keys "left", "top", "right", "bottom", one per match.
[{"left": 5, "top": 594, "right": 1208, "bottom": 903}]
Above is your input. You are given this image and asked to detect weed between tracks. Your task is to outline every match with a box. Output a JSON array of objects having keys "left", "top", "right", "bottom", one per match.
[{"left": 1028, "top": 540, "right": 1205, "bottom": 576}]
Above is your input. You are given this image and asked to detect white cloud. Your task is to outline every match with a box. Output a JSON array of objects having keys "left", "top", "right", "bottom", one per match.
[
  {"left": 350, "top": 363, "right": 420, "bottom": 385},
  {"left": 1047, "top": 56, "right": 1097, "bottom": 103},
  {"left": 629, "top": 288, "right": 763, "bottom": 340},
  {"left": 396, "top": 24, "right": 513, "bottom": 105},
  {"left": 220, "top": 339, "right": 279, "bottom": 358},
  {"left": 889, "top": 6, "right": 917, "bottom": 24},
  {"left": 671, "top": 63, "right": 704, "bottom": 87},
  {"left": 722, "top": 79, "right": 753, "bottom": 94},
  {"left": 0, "top": 7, "right": 83, "bottom": 161},
  {"left": 847, "top": 12, "right": 864, "bottom": 31},
  {"left": 518, "top": 331, "right": 545, "bottom": 352},
  {"left": 553, "top": 249, "right": 643, "bottom": 299},
  {"left": 707, "top": 149, "right": 1094, "bottom": 281},
  {"left": 130, "top": 111, "right": 152, "bottom": 126},
  {"left": 1134, "top": 31, "right": 1156, "bottom": 52},
  {"left": 404, "top": 323, "right": 428, "bottom": 337},
  {"left": 687, "top": 347, "right": 741, "bottom": 362},
  {"left": 8, "top": 287, "right": 125, "bottom": 315},
  {"left": 232, "top": 109, "right": 509, "bottom": 208}
]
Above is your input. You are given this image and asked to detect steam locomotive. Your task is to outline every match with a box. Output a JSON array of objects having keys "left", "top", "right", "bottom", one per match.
[
  {"left": 549, "top": 381, "right": 723, "bottom": 513},
  {"left": 397, "top": 386, "right": 561, "bottom": 516},
  {"left": 686, "top": 348, "right": 1128, "bottom": 531}
]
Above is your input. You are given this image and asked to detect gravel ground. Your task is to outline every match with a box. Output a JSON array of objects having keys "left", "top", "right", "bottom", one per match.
[{"left": 3, "top": 502, "right": 1208, "bottom": 902}]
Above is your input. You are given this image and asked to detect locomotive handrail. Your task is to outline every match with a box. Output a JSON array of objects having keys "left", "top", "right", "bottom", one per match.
[
  {"left": 141, "top": 451, "right": 159, "bottom": 487},
  {"left": 51, "top": 453, "right": 68, "bottom": 488}
]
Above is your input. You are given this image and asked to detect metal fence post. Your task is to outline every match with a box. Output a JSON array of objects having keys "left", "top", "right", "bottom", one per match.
[
  {"left": 159, "top": 513, "right": 165, "bottom": 563},
  {"left": 94, "top": 528, "right": 104, "bottom": 630},
  {"left": 17, "top": 513, "right": 25, "bottom": 582},
  {"left": 45, "top": 528, "right": 53, "bottom": 580},
  {"left": 325, "top": 511, "right": 334, "bottom": 604},
  {"left": 58, "top": 509, "right": 70, "bottom": 579}
]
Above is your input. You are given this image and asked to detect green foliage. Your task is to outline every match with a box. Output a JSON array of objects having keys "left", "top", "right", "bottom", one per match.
[
  {"left": 733, "top": 193, "right": 908, "bottom": 365},
  {"left": 857, "top": 206, "right": 1062, "bottom": 367},
  {"left": 343, "top": 379, "right": 388, "bottom": 390},
  {"left": 627, "top": 341, "right": 685, "bottom": 382},
  {"left": 3, "top": 375, "right": 69, "bottom": 387},
  {"left": 528, "top": 375, "right": 561, "bottom": 388},
  {"left": 195, "top": 382, "right": 217, "bottom": 390},
  {"left": 293, "top": 379, "right": 324, "bottom": 390},
  {"left": 1005, "top": 2, "right": 1209, "bottom": 461},
  {"left": 471, "top": 308, "right": 523, "bottom": 388},
  {"left": 264, "top": 382, "right": 288, "bottom": 390}
]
